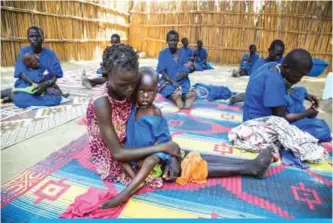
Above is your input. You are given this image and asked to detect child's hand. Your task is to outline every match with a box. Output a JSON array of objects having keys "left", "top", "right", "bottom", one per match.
[
  {"left": 164, "top": 141, "right": 181, "bottom": 159},
  {"left": 32, "top": 82, "right": 48, "bottom": 95},
  {"left": 306, "top": 107, "right": 319, "bottom": 118},
  {"left": 121, "top": 163, "right": 136, "bottom": 179},
  {"left": 306, "top": 94, "right": 319, "bottom": 109}
]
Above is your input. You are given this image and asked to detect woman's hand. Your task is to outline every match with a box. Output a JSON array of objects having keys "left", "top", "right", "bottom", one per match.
[
  {"left": 306, "top": 107, "right": 319, "bottom": 118},
  {"left": 306, "top": 93, "right": 319, "bottom": 109},
  {"left": 32, "top": 82, "right": 48, "bottom": 95},
  {"left": 164, "top": 141, "right": 181, "bottom": 158}
]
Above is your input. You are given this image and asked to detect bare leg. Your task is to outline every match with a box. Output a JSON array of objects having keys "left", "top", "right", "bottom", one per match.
[
  {"left": 1, "top": 88, "right": 12, "bottom": 99},
  {"left": 184, "top": 90, "right": 197, "bottom": 109},
  {"left": 229, "top": 92, "right": 245, "bottom": 104},
  {"left": 171, "top": 90, "right": 184, "bottom": 109},
  {"left": 207, "top": 146, "right": 273, "bottom": 179},
  {"left": 89, "top": 77, "right": 107, "bottom": 87},
  {"left": 1, "top": 88, "right": 14, "bottom": 103},
  {"left": 101, "top": 156, "right": 160, "bottom": 209}
]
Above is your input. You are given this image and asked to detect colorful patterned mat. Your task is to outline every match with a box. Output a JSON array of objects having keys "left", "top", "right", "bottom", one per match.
[
  {"left": 1, "top": 98, "right": 332, "bottom": 222},
  {"left": 1, "top": 65, "right": 103, "bottom": 149}
]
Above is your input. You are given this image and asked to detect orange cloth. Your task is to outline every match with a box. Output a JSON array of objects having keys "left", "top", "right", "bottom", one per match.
[{"left": 176, "top": 152, "right": 208, "bottom": 185}]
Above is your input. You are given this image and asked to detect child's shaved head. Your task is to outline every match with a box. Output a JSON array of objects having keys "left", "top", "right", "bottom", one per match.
[
  {"left": 22, "top": 53, "right": 39, "bottom": 69},
  {"left": 139, "top": 67, "right": 159, "bottom": 85}
]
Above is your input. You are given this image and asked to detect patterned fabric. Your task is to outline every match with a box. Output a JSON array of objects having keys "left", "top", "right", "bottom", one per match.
[
  {"left": 1, "top": 100, "right": 332, "bottom": 221},
  {"left": 228, "top": 116, "right": 329, "bottom": 163},
  {"left": 86, "top": 91, "right": 132, "bottom": 183},
  {"left": 86, "top": 91, "right": 164, "bottom": 188}
]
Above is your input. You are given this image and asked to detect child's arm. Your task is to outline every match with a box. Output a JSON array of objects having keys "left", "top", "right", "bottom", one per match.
[
  {"left": 121, "top": 162, "right": 136, "bottom": 179},
  {"left": 271, "top": 106, "right": 318, "bottom": 121},
  {"left": 102, "top": 156, "right": 160, "bottom": 209},
  {"left": 21, "top": 73, "right": 36, "bottom": 85}
]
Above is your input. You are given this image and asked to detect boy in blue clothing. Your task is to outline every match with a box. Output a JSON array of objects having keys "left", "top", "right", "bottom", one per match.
[
  {"left": 181, "top": 37, "right": 193, "bottom": 59},
  {"left": 243, "top": 49, "right": 330, "bottom": 141},
  {"left": 229, "top": 40, "right": 285, "bottom": 104},
  {"left": 232, "top": 44, "right": 259, "bottom": 77},
  {"left": 193, "top": 40, "right": 213, "bottom": 71}
]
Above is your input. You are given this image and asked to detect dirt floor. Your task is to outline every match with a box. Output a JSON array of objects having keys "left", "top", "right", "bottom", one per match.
[{"left": 1, "top": 58, "right": 332, "bottom": 184}]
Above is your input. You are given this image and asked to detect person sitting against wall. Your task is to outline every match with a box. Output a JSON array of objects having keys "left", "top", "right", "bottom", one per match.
[
  {"left": 1, "top": 26, "right": 65, "bottom": 108},
  {"left": 192, "top": 40, "right": 214, "bottom": 71}
]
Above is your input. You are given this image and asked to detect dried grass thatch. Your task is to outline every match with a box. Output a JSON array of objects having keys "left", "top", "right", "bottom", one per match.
[
  {"left": 1, "top": 0, "right": 332, "bottom": 74},
  {"left": 129, "top": 0, "right": 332, "bottom": 74},
  {"left": 1, "top": 0, "right": 131, "bottom": 66}
]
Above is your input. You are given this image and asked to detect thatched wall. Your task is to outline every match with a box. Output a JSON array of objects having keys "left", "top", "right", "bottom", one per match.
[
  {"left": 2, "top": 0, "right": 332, "bottom": 73},
  {"left": 130, "top": 0, "right": 332, "bottom": 73},
  {"left": 1, "top": 0, "right": 131, "bottom": 67}
]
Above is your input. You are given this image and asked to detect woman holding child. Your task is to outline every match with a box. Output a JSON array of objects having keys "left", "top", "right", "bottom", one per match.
[
  {"left": 10, "top": 26, "right": 65, "bottom": 108},
  {"left": 87, "top": 43, "right": 274, "bottom": 209}
]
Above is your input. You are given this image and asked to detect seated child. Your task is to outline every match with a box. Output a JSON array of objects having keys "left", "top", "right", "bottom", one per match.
[
  {"left": 285, "top": 87, "right": 331, "bottom": 142},
  {"left": 232, "top": 44, "right": 259, "bottom": 77},
  {"left": 1, "top": 53, "right": 68, "bottom": 103},
  {"left": 101, "top": 67, "right": 182, "bottom": 209},
  {"left": 192, "top": 40, "right": 214, "bottom": 71}
]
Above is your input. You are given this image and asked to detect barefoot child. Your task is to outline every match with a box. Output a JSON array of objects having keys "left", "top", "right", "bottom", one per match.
[{"left": 101, "top": 67, "right": 182, "bottom": 209}]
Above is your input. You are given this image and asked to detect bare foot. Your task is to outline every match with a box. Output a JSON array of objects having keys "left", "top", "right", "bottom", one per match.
[
  {"left": 184, "top": 91, "right": 197, "bottom": 109},
  {"left": 81, "top": 71, "right": 92, "bottom": 89},
  {"left": 101, "top": 195, "right": 127, "bottom": 209},
  {"left": 229, "top": 96, "right": 238, "bottom": 105},
  {"left": 171, "top": 91, "right": 184, "bottom": 109},
  {"left": 62, "top": 93, "right": 70, "bottom": 98},
  {"left": 250, "top": 146, "right": 274, "bottom": 179},
  {"left": 232, "top": 70, "right": 240, "bottom": 77},
  {"left": 229, "top": 93, "right": 245, "bottom": 105},
  {"left": 1, "top": 97, "right": 12, "bottom": 104}
]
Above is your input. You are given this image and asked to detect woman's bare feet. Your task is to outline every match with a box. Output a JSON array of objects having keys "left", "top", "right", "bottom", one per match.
[
  {"left": 101, "top": 194, "right": 128, "bottom": 209},
  {"left": 248, "top": 146, "right": 274, "bottom": 178},
  {"left": 229, "top": 93, "right": 245, "bottom": 104},
  {"left": 184, "top": 90, "right": 197, "bottom": 109},
  {"left": 171, "top": 90, "right": 184, "bottom": 109}
]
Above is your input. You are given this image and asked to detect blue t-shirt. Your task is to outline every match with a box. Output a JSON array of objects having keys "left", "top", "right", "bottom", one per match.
[
  {"left": 240, "top": 53, "right": 260, "bottom": 73},
  {"left": 181, "top": 47, "right": 193, "bottom": 59},
  {"left": 156, "top": 48, "right": 190, "bottom": 81},
  {"left": 14, "top": 46, "right": 63, "bottom": 79},
  {"left": 249, "top": 57, "right": 284, "bottom": 76},
  {"left": 193, "top": 48, "right": 208, "bottom": 63},
  {"left": 243, "top": 62, "right": 287, "bottom": 122}
]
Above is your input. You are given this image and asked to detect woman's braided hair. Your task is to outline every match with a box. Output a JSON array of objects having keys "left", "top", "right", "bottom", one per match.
[{"left": 101, "top": 44, "right": 138, "bottom": 77}]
